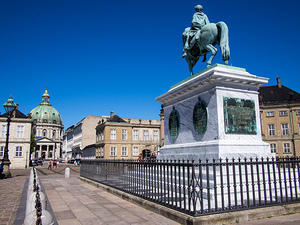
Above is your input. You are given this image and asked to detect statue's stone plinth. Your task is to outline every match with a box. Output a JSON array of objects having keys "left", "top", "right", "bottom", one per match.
[{"left": 156, "top": 64, "right": 274, "bottom": 161}]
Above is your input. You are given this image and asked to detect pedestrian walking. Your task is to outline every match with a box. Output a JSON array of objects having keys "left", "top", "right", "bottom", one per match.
[
  {"left": 53, "top": 160, "right": 57, "bottom": 169},
  {"left": 48, "top": 160, "right": 52, "bottom": 170}
]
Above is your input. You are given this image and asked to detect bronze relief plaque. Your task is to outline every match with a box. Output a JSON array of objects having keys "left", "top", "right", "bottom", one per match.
[
  {"left": 223, "top": 97, "right": 257, "bottom": 134},
  {"left": 193, "top": 98, "right": 208, "bottom": 135},
  {"left": 168, "top": 107, "right": 180, "bottom": 139}
]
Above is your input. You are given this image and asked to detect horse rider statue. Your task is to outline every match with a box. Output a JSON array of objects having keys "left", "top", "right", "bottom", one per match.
[
  {"left": 182, "top": 5, "right": 209, "bottom": 58},
  {"left": 182, "top": 4, "right": 230, "bottom": 75}
]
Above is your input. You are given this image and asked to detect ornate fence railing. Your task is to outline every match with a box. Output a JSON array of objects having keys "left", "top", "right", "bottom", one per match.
[{"left": 80, "top": 157, "right": 300, "bottom": 216}]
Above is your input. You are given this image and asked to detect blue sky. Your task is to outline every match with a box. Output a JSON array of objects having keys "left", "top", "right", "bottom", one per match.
[{"left": 0, "top": 0, "right": 300, "bottom": 128}]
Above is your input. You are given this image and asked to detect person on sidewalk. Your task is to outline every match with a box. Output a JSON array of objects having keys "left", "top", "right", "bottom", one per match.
[
  {"left": 53, "top": 160, "right": 57, "bottom": 169},
  {"left": 48, "top": 160, "right": 52, "bottom": 170}
]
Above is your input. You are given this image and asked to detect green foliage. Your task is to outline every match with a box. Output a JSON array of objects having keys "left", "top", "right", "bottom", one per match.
[{"left": 30, "top": 133, "right": 36, "bottom": 154}]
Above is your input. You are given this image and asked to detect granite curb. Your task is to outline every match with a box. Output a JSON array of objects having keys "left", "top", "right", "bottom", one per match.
[
  {"left": 13, "top": 169, "right": 58, "bottom": 225},
  {"left": 13, "top": 178, "right": 29, "bottom": 225},
  {"left": 38, "top": 175, "right": 58, "bottom": 225},
  {"left": 80, "top": 176, "right": 300, "bottom": 225}
]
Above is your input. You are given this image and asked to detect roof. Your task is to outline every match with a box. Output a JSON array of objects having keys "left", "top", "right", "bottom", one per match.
[
  {"left": 259, "top": 85, "right": 300, "bottom": 106},
  {"left": 0, "top": 109, "right": 28, "bottom": 119},
  {"left": 82, "top": 144, "right": 98, "bottom": 151},
  {"left": 107, "top": 115, "right": 127, "bottom": 123}
]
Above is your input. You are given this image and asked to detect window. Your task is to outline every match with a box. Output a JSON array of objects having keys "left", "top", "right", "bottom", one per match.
[
  {"left": 133, "top": 130, "right": 139, "bottom": 141},
  {"left": 53, "top": 130, "right": 56, "bottom": 139},
  {"left": 270, "top": 143, "right": 276, "bottom": 153},
  {"left": 279, "top": 111, "right": 288, "bottom": 117},
  {"left": 283, "top": 143, "right": 291, "bottom": 154},
  {"left": 296, "top": 109, "right": 300, "bottom": 115},
  {"left": 153, "top": 130, "right": 159, "bottom": 141},
  {"left": 299, "top": 123, "right": 300, "bottom": 134},
  {"left": 53, "top": 120, "right": 57, "bottom": 124},
  {"left": 110, "top": 129, "right": 116, "bottom": 140},
  {"left": 133, "top": 146, "right": 139, "bottom": 156},
  {"left": 43, "top": 119, "right": 48, "bottom": 123},
  {"left": 0, "top": 146, "right": 4, "bottom": 157},
  {"left": 121, "top": 146, "right": 127, "bottom": 156},
  {"left": 121, "top": 129, "right": 127, "bottom": 140},
  {"left": 281, "top": 123, "right": 289, "bottom": 136},
  {"left": 268, "top": 124, "right": 275, "bottom": 136},
  {"left": 266, "top": 111, "right": 274, "bottom": 117},
  {"left": 16, "top": 125, "right": 24, "bottom": 138},
  {"left": 43, "top": 129, "right": 47, "bottom": 137},
  {"left": 15, "top": 146, "right": 22, "bottom": 157},
  {"left": 110, "top": 146, "right": 116, "bottom": 156},
  {"left": 143, "top": 130, "right": 149, "bottom": 141}
]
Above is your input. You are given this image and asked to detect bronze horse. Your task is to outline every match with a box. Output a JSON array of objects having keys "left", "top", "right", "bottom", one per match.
[{"left": 183, "top": 22, "right": 230, "bottom": 75}]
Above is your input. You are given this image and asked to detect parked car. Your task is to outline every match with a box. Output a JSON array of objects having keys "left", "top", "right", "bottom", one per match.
[
  {"left": 67, "top": 159, "right": 75, "bottom": 164},
  {"left": 31, "top": 158, "right": 43, "bottom": 166}
]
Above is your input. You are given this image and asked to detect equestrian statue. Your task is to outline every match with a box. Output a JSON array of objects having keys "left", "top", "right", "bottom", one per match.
[{"left": 182, "top": 5, "right": 230, "bottom": 75}]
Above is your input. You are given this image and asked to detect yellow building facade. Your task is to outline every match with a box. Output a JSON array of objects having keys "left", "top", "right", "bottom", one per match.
[
  {"left": 95, "top": 113, "right": 161, "bottom": 159},
  {"left": 260, "top": 78, "right": 300, "bottom": 157}
]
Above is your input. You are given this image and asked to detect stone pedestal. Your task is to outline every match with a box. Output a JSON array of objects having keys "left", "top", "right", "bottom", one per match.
[{"left": 156, "top": 64, "right": 274, "bottom": 161}]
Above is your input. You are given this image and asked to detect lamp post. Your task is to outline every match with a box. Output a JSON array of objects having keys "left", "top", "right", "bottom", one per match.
[{"left": 2, "top": 96, "right": 17, "bottom": 178}]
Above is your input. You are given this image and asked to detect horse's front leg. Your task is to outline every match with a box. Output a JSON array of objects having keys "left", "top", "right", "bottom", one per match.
[
  {"left": 204, "top": 44, "right": 217, "bottom": 66},
  {"left": 186, "top": 57, "right": 194, "bottom": 75}
]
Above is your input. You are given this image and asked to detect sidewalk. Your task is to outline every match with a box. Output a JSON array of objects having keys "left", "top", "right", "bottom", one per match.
[
  {"left": 37, "top": 166, "right": 300, "bottom": 225},
  {"left": 0, "top": 169, "right": 30, "bottom": 225},
  {"left": 38, "top": 166, "right": 179, "bottom": 225}
]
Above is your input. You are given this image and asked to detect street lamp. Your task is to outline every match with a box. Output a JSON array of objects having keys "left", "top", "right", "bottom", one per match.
[{"left": 2, "top": 96, "right": 17, "bottom": 178}]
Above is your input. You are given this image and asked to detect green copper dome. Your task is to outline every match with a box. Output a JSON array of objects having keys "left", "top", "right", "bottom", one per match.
[{"left": 30, "top": 90, "right": 62, "bottom": 125}]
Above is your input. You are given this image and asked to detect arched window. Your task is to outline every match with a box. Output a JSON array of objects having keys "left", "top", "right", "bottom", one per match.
[
  {"left": 43, "top": 129, "right": 47, "bottom": 137},
  {"left": 53, "top": 130, "right": 56, "bottom": 139},
  {"left": 53, "top": 120, "right": 57, "bottom": 124}
]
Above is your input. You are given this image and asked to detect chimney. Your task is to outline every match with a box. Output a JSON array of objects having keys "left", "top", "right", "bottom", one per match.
[
  {"left": 276, "top": 77, "right": 282, "bottom": 88},
  {"left": 110, "top": 111, "right": 114, "bottom": 118}
]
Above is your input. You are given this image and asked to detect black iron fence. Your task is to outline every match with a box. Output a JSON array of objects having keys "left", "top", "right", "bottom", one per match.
[{"left": 80, "top": 157, "right": 300, "bottom": 216}]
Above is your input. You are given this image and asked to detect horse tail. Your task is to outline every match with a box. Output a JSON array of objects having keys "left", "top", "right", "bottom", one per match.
[{"left": 216, "top": 22, "right": 230, "bottom": 62}]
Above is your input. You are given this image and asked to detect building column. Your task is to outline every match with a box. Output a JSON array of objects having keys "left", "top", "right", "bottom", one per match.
[
  {"left": 47, "top": 145, "right": 49, "bottom": 159},
  {"left": 39, "top": 146, "right": 42, "bottom": 158}
]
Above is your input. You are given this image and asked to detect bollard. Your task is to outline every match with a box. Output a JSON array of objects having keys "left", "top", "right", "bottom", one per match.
[
  {"left": 24, "top": 209, "right": 54, "bottom": 225},
  {"left": 65, "top": 167, "right": 70, "bottom": 178}
]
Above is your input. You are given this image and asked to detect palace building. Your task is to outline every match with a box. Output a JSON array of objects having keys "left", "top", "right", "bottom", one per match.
[
  {"left": 62, "top": 116, "right": 108, "bottom": 161},
  {"left": 0, "top": 105, "right": 32, "bottom": 169},
  {"left": 94, "top": 112, "right": 161, "bottom": 159},
  {"left": 29, "top": 90, "right": 64, "bottom": 160},
  {"left": 259, "top": 77, "right": 300, "bottom": 157}
]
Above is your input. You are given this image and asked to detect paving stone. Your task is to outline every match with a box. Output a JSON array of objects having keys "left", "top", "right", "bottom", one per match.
[
  {"left": 57, "top": 218, "right": 81, "bottom": 225},
  {"left": 0, "top": 168, "right": 30, "bottom": 225},
  {"left": 54, "top": 210, "right": 75, "bottom": 220}
]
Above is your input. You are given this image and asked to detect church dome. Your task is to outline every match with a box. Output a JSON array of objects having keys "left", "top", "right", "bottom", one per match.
[{"left": 30, "top": 90, "right": 62, "bottom": 125}]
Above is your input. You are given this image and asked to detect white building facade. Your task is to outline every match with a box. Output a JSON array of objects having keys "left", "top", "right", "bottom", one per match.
[
  {"left": 62, "top": 116, "right": 108, "bottom": 161},
  {"left": 0, "top": 109, "right": 32, "bottom": 169}
]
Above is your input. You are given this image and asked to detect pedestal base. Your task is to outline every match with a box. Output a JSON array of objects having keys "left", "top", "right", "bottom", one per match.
[
  {"left": 158, "top": 139, "right": 272, "bottom": 161},
  {"left": 156, "top": 64, "right": 274, "bottom": 161}
]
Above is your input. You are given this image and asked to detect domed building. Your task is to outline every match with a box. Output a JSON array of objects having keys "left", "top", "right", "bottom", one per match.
[{"left": 29, "top": 90, "right": 64, "bottom": 159}]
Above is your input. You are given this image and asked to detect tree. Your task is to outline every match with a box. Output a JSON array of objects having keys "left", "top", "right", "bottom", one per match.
[{"left": 30, "top": 133, "right": 37, "bottom": 164}]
